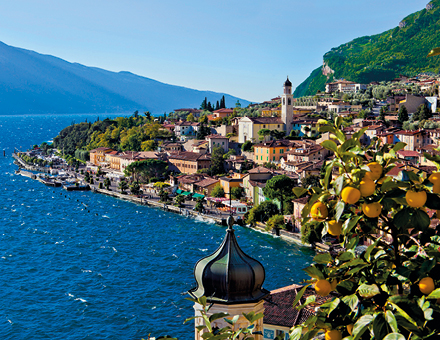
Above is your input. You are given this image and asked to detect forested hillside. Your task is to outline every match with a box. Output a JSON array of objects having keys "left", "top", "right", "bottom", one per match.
[{"left": 294, "top": 0, "right": 440, "bottom": 97}]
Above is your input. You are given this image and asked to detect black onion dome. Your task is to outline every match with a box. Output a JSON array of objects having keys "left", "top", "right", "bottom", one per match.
[
  {"left": 284, "top": 76, "right": 292, "bottom": 87},
  {"left": 188, "top": 226, "right": 269, "bottom": 304}
]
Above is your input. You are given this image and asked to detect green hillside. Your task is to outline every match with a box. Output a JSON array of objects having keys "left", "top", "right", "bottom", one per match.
[{"left": 294, "top": 0, "right": 440, "bottom": 97}]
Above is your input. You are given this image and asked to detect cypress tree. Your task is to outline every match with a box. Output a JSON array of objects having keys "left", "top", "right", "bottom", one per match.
[
  {"left": 215, "top": 101, "right": 220, "bottom": 110},
  {"left": 398, "top": 105, "right": 409, "bottom": 124},
  {"left": 207, "top": 101, "right": 213, "bottom": 111}
]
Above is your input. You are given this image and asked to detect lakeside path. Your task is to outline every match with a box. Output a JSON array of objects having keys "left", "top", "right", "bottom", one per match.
[{"left": 14, "top": 156, "right": 331, "bottom": 252}]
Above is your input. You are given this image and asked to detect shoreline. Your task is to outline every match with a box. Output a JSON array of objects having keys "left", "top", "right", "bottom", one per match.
[{"left": 13, "top": 154, "right": 329, "bottom": 251}]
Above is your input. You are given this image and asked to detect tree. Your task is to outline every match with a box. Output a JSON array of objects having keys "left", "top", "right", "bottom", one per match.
[
  {"left": 270, "top": 130, "right": 286, "bottom": 140},
  {"left": 258, "top": 128, "right": 271, "bottom": 141},
  {"left": 210, "top": 147, "right": 225, "bottom": 175},
  {"left": 187, "top": 112, "right": 195, "bottom": 122},
  {"left": 211, "top": 184, "right": 225, "bottom": 198},
  {"left": 220, "top": 95, "right": 226, "bottom": 109},
  {"left": 144, "top": 111, "right": 151, "bottom": 121},
  {"left": 104, "top": 178, "right": 111, "bottom": 190},
  {"left": 199, "top": 115, "right": 208, "bottom": 124},
  {"left": 231, "top": 186, "right": 244, "bottom": 200},
  {"left": 235, "top": 100, "right": 241, "bottom": 108},
  {"left": 118, "top": 180, "right": 129, "bottom": 194},
  {"left": 378, "top": 106, "right": 386, "bottom": 121},
  {"left": 158, "top": 189, "right": 169, "bottom": 202},
  {"left": 266, "top": 214, "right": 285, "bottom": 231},
  {"left": 174, "top": 194, "right": 185, "bottom": 207},
  {"left": 291, "top": 117, "right": 440, "bottom": 340},
  {"left": 245, "top": 201, "right": 279, "bottom": 225},
  {"left": 215, "top": 101, "right": 220, "bottom": 110},
  {"left": 398, "top": 105, "right": 409, "bottom": 124},
  {"left": 301, "top": 174, "right": 320, "bottom": 188},
  {"left": 194, "top": 197, "right": 205, "bottom": 212},
  {"left": 241, "top": 141, "right": 253, "bottom": 152},
  {"left": 196, "top": 123, "right": 211, "bottom": 140},
  {"left": 130, "top": 181, "right": 141, "bottom": 195},
  {"left": 200, "top": 97, "right": 208, "bottom": 110},
  {"left": 263, "top": 175, "right": 295, "bottom": 214}
]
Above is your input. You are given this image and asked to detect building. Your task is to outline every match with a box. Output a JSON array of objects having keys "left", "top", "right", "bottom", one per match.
[
  {"left": 254, "top": 139, "right": 292, "bottom": 165},
  {"left": 174, "top": 121, "right": 200, "bottom": 139},
  {"left": 242, "top": 166, "right": 273, "bottom": 204},
  {"left": 89, "top": 147, "right": 115, "bottom": 166},
  {"left": 281, "top": 77, "right": 294, "bottom": 136},
  {"left": 325, "top": 80, "right": 367, "bottom": 94},
  {"left": 205, "top": 134, "right": 229, "bottom": 153},
  {"left": 219, "top": 173, "right": 245, "bottom": 198},
  {"left": 167, "top": 151, "right": 211, "bottom": 174},
  {"left": 395, "top": 130, "right": 425, "bottom": 151},
  {"left": 261, "top": 107, "right": 281, "bottom": 117},
  {"left": 188, "top": 219, "right": 270, "bottom": 340},
  {"left": 238, "top": 117, "right": 284, "bottom": 143},
  {"left": 212, "top": 108, "right": 234, "bottom": 119},
  {"left": 188, "top": 220, "right": 335, "bottom": 340},
  {"left": 285, "top": 144, "right": 327, "bottom": 163}
]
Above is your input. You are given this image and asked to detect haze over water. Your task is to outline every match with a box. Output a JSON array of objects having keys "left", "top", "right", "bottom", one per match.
[{"left": 0, "top": 113, "right": 314, "bottom": 339}]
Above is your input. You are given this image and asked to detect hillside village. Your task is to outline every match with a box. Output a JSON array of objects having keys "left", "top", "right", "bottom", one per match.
[{"left": 30, "top": 75, "right": 440, "bottom": 234}]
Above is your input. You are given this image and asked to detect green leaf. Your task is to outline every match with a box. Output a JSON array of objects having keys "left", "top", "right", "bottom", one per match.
[
  {"left": 327, "top": 297, "right": 340, "bottom": 315},
  {"left": 412, "top": 209, "right": 430, "bottom": 232},
  {"left": 358, "top": 283, "right": 380, "bottom": 298},
  {"left": 293, "top": 187, "right": 308, "bottom": 198},
  {"left": 424, "top": 193, "right": 440, "bottom": 209},
  {"left": 321, "top": 140, "right": 338, "bottom": 153},
  {"left": 292, "top": 284, "right": 311, "bottom": 308},
  {"left": 382, "top": 334, "right": 405, "bottom": 340},
  {"left": 388, "top": 302, "right": 418, "bottom": 327},
  {"left": 373, "top": 313, "right": 389, "bottom": 340},
  {"left": 385, "top": 310, "right": 399, "bottom": 333},
  {"left": 353, "top": 127, "right": 368, "bottom": 140},
  {"left": 393, "top": 208, "right": 411, "bottom": 230},
  {"left": 392, "top": 142, "right": 407, "bottom": 152},
  {"left": 334, "top": 176, "right": 345, "bottom": 195},
  {"left": 304, "top": 265, "right": 325, "bottom": 280},
  {"left": 353, "top": 314, "right": 373, "bottom": 340},
  {"left": 337, "top": 280, "right": 357, "bottom": 295},
  {"left": 343, "top": 215, "right": 362, "bottom": 234},
  {"left": 314, "top": 253, "right": 333, "bottom": 264},
  {"left": 340, "top": 138, "right": 359, "bottom": 152},
  {"left": 342, "top": 294, "right": 359, "bottom": 312},
  {"left": 335, "top": 201, "right": 345, "bottom": 222},
  {"left": 427, "top": 288, "right": 440, "bottom": 299},
  {"left": 209, "top": 312, "right": 229, "bottom": 323},
  {"left": 338, "top": 250, "right": 355, "bottom": 262},
  {"left": 289, "top": 327, "right": 303, "bottom": 340}
]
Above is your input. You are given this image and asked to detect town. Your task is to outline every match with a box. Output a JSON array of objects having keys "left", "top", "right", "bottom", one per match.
[{"left": 13, "top": 74, "right": 440, "bottom": 339}]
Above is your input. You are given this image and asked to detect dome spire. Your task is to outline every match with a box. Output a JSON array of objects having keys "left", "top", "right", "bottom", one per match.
[
  {"left": 188, "top": 224, "right": 269, "bottom": 305},
  {"left": 284, "top": 76, "right": 292, "bottom": 87}
]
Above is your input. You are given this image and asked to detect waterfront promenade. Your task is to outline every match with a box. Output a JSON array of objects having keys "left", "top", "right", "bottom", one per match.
[{"left": 13, "top": 153, "right": 332, "bottom": 250}]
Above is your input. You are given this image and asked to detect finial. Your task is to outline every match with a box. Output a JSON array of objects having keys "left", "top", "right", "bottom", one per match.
[{"left": 227, "top": 216, "right": 235, "bottom": 230}]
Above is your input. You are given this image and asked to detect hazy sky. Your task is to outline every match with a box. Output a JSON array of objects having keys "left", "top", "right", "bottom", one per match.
[{"left": 0, "top": 0, "right": 429, "bottom": 103}]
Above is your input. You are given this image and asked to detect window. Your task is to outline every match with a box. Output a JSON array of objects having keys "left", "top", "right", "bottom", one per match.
[
  {"left": 288, "top": 98, "right": 291, "bottom": 105},
  {"left": 267, "top": 149, "right": 269, "bottom": 154},
  {"left": 263, "top": 125, "right": 266, "bottom": 128},
  {"left": 273, "top": 156, "right": 276, "bottom": 161},
  {"left": 280, "top": 149, "right": 284, "bottom": 153},
  {"left": 266, "top": 157, "right": 269, "bottom": 161}
]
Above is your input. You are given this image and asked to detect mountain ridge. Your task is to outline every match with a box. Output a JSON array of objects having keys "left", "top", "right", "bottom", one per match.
[
  {"left": 0, "top": 41, "right": 249, "bottom": 114},
  {"left": 294, "top": 0, "right": 440, "bottom": 97}
]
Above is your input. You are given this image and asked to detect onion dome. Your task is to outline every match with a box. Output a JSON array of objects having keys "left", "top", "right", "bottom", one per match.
[
  {"left": 188, "top": 219, "right": 269, "bottom": 304},
  {"left": 284, "top": 76, "right": 292, "bottom": 87}
]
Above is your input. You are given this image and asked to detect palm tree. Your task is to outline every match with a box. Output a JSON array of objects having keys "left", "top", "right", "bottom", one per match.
[
  {"left": 118, "top": 180, "right": 129, "bottom": 194},
  {"left": 174, "top": 194, "right": 185, "bottom": 207}
]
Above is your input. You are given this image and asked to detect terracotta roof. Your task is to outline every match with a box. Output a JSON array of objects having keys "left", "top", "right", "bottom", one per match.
[
  {"left": 168, "top": 151, "right": 211, "bottom": 161},
  {"left": 213, "top": 108, "right": 234, "bottom": 113},
  {"left": 255, "top": 139, "right": 292, "bottom": 148},
  {"left": 195, "top": 178, "right": 219, "bottom": 188},
  {"left": 205, "top": 134, "right": 228, "bottom": 139},
  {"left": 397, "top": 150, "right": 420, "bottom": 157},
  {"left": 264, "top": 284, "right": 336, "bottom": 328},
  {"left": 246, "top": 117, "right": 284, "bottom": 124},
  {"left": 248, "top": 166, "right": 272, "bottom": 174}
]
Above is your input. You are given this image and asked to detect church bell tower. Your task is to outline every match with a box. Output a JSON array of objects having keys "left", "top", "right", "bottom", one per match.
[{"left": 281, "top": 76, "right": 294, "bottom": 136}]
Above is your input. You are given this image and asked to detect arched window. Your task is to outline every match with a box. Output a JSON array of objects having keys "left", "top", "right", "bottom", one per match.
[
  {"left": 283, "top": 98, "right": 285, "bottom": 105},
  {"left": 288, "top": 98, "right": 291, "bottom": 105}
]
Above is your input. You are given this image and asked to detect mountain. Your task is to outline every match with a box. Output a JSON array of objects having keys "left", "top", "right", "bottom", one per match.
[
  {"left": 294, "top": 0, "right": 440, "bottom": 97},
  {"left": 0, "top": 41, "right": 250, "bottom": 114}
]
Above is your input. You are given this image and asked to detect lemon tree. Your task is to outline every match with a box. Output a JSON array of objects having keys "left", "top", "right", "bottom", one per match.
[{"left": 291, "top": 118, "right": 440, "bottom": 340}]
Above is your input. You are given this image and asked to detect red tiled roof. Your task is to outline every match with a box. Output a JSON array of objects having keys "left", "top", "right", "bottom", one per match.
[
  {"left": 397, "top": 150, "right": 420, "bottom": 157},
  {"left": 264, "top": 284, "right": 336, "bottom": 328}
]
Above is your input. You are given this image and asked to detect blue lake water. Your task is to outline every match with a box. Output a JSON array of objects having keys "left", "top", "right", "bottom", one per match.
[{"left": 0, "top": 114, "right": 314, "bottom": 339}]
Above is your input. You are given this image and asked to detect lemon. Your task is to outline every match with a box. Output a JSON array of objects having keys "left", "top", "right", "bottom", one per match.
[
  {"left": 328, "top": 220, "right": 342, "bottom": 236},
  {"left": 362, "top": 202, "right": 382, "bottom": 218},
  {"left": 405, "top": 190, "right": 427, "bottom": 208},
  {"left": 419, "top": 277, "right": 435, "bottom": 295},
  {"left": 310, "top": 202, "right": 328, "bottom": 221},
  {"left": 360, "top": 178, "right": 376, "bottom": 197},
  {"left": 315, "top": 279, "right": 332, "bottom": 297},
  {"left": 341, "top": 187, "right": 361, "bottom": 204}
]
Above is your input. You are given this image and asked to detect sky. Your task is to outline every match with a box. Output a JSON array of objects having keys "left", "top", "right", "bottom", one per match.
[{"left": 0, "top": 0, "right": 429, "bottom": 103}]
